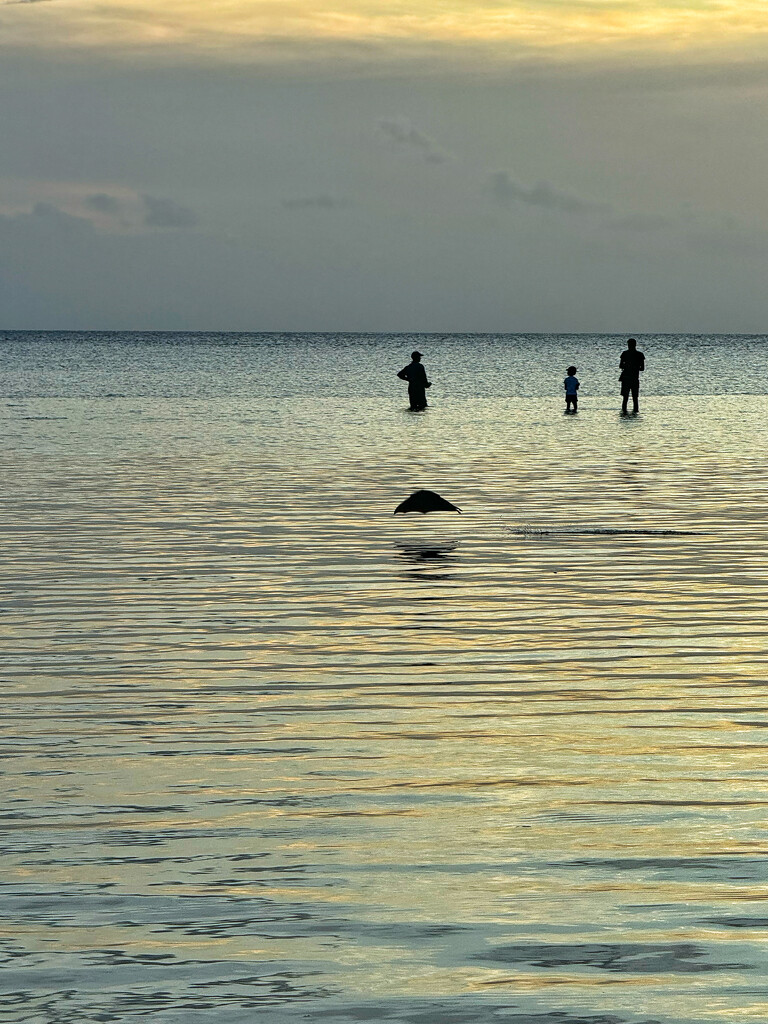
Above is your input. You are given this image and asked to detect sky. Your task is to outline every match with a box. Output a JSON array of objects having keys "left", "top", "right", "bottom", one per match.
[{"left": 2, "top": 0, "right": 768, "bottom": 331}]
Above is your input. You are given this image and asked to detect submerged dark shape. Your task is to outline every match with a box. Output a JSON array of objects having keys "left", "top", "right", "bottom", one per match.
[
  {"left": 396, "top": 539, "right": 459, "bottom": 562},
  {"left": 394, "top": 489, "right": 462, "bottom": 514}
]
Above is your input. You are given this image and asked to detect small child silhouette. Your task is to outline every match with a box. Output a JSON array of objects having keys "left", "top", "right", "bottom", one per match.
[{"left": 564, "top": 365, "right": 579, "bottom": 413}]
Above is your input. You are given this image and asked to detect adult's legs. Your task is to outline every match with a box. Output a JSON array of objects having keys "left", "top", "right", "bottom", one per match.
[
  {"left": 409, "top": 385, "right": 427, "bottom": 410},
  {"left": 631, "top": 383, "right": 639, "bottom": 414}
]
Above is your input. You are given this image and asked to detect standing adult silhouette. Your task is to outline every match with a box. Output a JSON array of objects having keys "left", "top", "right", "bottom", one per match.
[
  {"left": 619, "top": 338, "right": 645, "bottom": 415},
  {"left": 397, "top": 350, "right": 432, "bottom": 411}
]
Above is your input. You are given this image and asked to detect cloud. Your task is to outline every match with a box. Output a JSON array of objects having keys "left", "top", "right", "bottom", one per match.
[
  {"left": 378, "top": 118, "right": 446, "bottom": 164},
  {"left": 142, "top": 194, "right": 198, "bottom": 228},
  {"left": 487, "top": 171, "right": 608, "bottom": 214},
  {"left": 281, "top": 194, "right": 348, "bottom": 210},
  {"left": 85, "top": 192, "right": 122, "bottom": 215},
  {"left": 2, "top": 0, "right": 768, "bottom": 70},
  {"left": 2, "top": 201, "right": 94, "bottom": 234}
]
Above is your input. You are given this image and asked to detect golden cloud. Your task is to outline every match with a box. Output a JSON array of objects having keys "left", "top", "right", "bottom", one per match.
[{"left": 2, "top": 0, "right": 768, "bottom": 63}]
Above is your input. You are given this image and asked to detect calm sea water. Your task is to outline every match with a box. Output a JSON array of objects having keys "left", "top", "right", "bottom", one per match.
[{"left": 3, "top": 332, "right": 768, "bottom": 1024}]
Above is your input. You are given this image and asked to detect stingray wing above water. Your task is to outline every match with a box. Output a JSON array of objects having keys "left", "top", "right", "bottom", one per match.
[{"left": 394, "top": 489, "right": 462, "bottom": 514}]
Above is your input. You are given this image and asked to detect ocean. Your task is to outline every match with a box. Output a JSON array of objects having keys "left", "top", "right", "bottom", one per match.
[{"left": 3, "top": 331, "right": 768, "bottom": 1024}]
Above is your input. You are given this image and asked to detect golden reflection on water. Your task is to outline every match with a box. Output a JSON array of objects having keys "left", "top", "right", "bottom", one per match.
[{"left": 3, "top": 394, "right": 768, "bottom": 1022}]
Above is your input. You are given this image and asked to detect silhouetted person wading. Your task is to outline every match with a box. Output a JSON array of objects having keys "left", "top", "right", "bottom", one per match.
[
  {"left": 619, "top": 338, "right": 645, "bottom": 415},
  {"left": 397, "top": 350, "right": 432, "bottom": 411},
  {"left": 564, "top": 365, "right": 580, "bottom": 414}
]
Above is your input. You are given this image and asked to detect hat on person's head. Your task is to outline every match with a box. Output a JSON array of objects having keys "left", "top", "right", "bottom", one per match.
[{"left": 411, "top": 350, "right": 422, "bottom": 359}]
